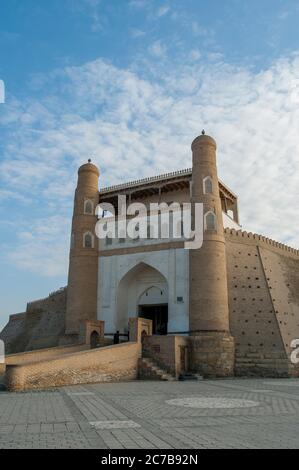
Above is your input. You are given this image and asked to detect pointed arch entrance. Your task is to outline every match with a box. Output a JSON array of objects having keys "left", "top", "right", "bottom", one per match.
[
  {"left": 90, "top": 330, "right": 100, "bottom": 349},
  {"left": 117, "top": 262, "right": 168, "bottom": 335},
  {"left": 138, "top": 285, "right": 168, "bottom": 335}
]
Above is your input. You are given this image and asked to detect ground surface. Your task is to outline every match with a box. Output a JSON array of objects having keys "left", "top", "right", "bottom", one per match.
[{"left": 0, "top": 378, "right": 299, "bottom": 449}]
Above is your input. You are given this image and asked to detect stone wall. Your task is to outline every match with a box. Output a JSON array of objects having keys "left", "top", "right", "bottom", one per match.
[
  {"left": 142, "top": 335, "right": 189, "bottom": 377},
  {"left": 0, "top": 289, "right": 67, "bottom": 354},
  {"left": 0, "top": 363, "right": 5, "bottom": 387},
  {"left": 26, "top": 288, "right": 67, "bottom": 314},
  {"left": 189, "top": 332, "right": 235, "bottom": 377},
  {"left": 259, "top": 247, "right": 299, "bottom": 377},
  {"left": 5, "top": 343, "right": 87, "bottom": 366},
  {"left": 5, "top": 342, "right": 140, "bottom": 391},
  {"left": 0, "top": 313, "right": 27, "bottom": 355},
  {"left": 129, "top": 317, "right": 152, "bottom": 345},
  {"left": 225, "top": 229, "right": 299, "bottom": 377}
]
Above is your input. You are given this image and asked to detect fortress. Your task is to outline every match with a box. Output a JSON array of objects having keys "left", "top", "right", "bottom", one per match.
[{"left": 1, "top": 132, "right": 299, "bottom": 391}]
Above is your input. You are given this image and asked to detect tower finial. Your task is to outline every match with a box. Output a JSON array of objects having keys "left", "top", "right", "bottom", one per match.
[
  {"left": 88, "top": 158, "right": 92, "bottom": 163},
  {"left": 201, "top": 129, "right": 205, "bottom": 135}
]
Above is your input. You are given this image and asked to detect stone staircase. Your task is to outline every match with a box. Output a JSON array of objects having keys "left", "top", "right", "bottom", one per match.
[{"left": 138, "top": 357, "right": 176, "bottom": 381}]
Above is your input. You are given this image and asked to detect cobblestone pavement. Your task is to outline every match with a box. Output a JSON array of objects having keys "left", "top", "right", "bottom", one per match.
[{"left": 0, "top": 378, "right": 299, "bottom": 449}]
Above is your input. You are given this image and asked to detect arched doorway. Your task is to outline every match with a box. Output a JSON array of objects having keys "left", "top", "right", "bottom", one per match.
[
  {"left": 90, "top": 330, "right": 100, "bottom": 349},
  {"left": 117, "top": 262, "right": 168, "bottom": 335},
  {"left": 138, "top": 286, "right": 168, "bottom": 335}
]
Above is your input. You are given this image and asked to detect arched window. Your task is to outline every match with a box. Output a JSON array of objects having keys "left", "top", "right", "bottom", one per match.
[
  {"left": 83, "top": 232, "right": 94, "bottom": 248},
  {"left": 204, "top": 211, "right": 217, "bottom": 231},
  {"left": 203, "top": 176, "right": 213, "bottom": 195},
  {"left": 84, "top": 199, "right": 94, "bottom": 215}
]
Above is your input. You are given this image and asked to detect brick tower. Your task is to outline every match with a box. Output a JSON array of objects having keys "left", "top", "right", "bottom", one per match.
[
  {"left": 65, "top": 160, "right": 100, "bottom": 336},
  {"left": 189, "top": 132, "right": 234, "bottom": 376}
]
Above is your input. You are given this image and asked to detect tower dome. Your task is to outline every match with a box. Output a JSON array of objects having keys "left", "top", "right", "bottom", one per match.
[{"left": 191, "top": 132, "right": 217, "bottom": 150}]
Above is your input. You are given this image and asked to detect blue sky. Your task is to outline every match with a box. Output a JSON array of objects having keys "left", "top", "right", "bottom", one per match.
[{"left": 1, "top": 0, "right": 299, "bottom": 329}]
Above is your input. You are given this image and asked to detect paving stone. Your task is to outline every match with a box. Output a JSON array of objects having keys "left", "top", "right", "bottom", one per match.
[{"left": 1, "top": 378, "right": 299, "bottom": 448}]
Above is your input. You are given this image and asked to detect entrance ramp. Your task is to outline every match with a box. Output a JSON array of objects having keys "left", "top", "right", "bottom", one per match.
[{"left": 5, "top": 342, "right": 140, "bottom": 391}]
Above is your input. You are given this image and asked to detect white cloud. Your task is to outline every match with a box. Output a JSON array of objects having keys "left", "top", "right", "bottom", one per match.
[
  {"left": 81, "top": 0, "right": 105, "bottom": 32},
  {"left": 1, "top": 51, "right": 299, "bottom": 279},
  {"left": 156, "top": 5, "right": 170, "bottom": 18},
  {"left": 278, "top": 11, "right": 290, "bottom": 20},
  {"left": 7, "top": 215, "right": 70, "bottom": 277},
  {"left": 192, "top": 21, "right": 209, "bottom": 37},
  {"left": 132, "top": 2, "right": 171, "bottom": 21},
  {"left": 148, "top": 40, "right": 167, "bottom": 57},
  {"left": 129, "top": 0, "right": 148, "bottom": 9},
  {"left": 189, "top": 49, "right": 201, "bottom": 61},
  {"left": 130, "top": 28, "right": 146, "bottom": 38}
]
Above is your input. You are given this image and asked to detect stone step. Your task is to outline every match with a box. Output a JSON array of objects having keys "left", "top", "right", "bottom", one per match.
[{"left": 138, "top": 358, "right": 176, "bottom": 381}]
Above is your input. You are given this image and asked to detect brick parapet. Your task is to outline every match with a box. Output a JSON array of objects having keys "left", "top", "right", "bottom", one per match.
[{"left": 224, "top": 228, "right": 299, "bottom": 258}]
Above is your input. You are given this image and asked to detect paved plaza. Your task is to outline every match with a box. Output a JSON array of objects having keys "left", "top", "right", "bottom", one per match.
[{"left": 0, "top": 378, "right": 299, "bottom": 449}]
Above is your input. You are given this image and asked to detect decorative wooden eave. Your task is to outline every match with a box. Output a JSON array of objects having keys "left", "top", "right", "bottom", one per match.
[{"left": 99, "top": 168, "right": 237, "bottom": 204}]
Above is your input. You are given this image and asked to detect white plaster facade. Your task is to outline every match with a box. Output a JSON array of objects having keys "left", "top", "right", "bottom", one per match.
[
  {"left": 96, "top": 210, "right": 240, "bottom": 337},
  {"left": 223, "top": 212, "right": 241, "bottom": 230},
  {"left": 97, "top": 248, "right": 189, "bottom": 335}
]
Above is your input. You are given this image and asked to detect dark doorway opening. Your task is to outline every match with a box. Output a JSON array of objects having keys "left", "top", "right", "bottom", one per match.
[
  {"left": 90, "top": 330, "right": 100, "bottom": 349},
  {"left": 139, "top": 304, "right": 168, "bottom": 335}
]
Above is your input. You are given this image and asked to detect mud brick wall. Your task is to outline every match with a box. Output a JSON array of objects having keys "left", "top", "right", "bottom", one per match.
[
  {"left": 225, "top": 229, "right": 299, "bottom": 377},
  {"left": 142, "top": 335, "right": 189, "bottom": 376},
  {"left": 5, "top": 342, "right": 140, "bottom": 391},
  {"left": 5, "top": 343, "right": 88, "bottom": 366},
  {"left": 0, "top": 289, "right": 67, "bottom": 354}
]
